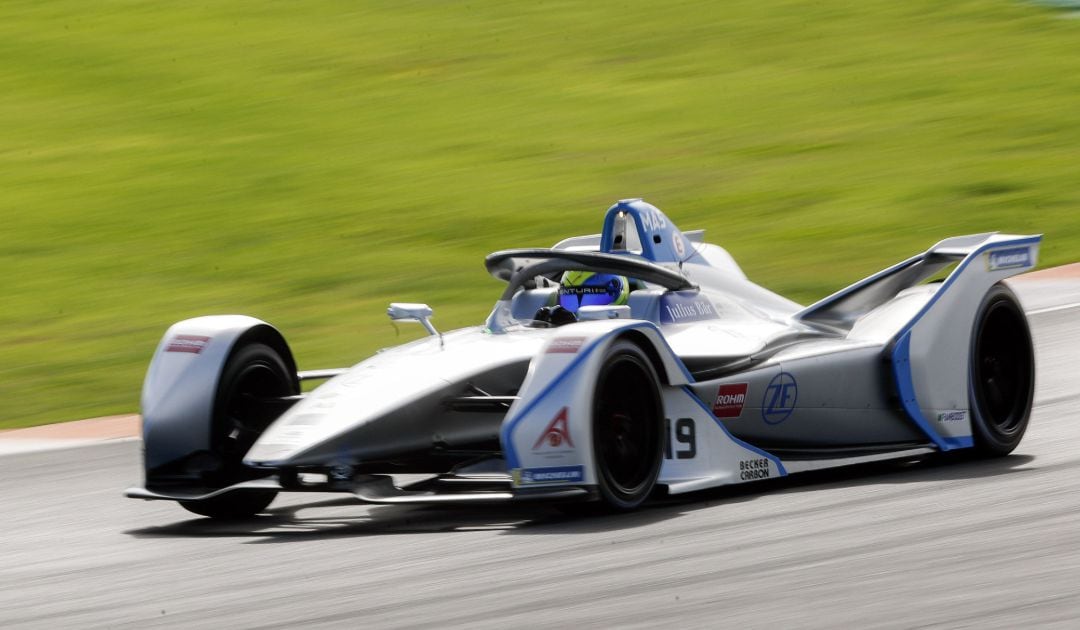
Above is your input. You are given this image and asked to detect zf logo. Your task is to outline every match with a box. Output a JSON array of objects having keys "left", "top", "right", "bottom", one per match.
[{"left": 762, "top": 372, "right": 797, "bottom": 425}]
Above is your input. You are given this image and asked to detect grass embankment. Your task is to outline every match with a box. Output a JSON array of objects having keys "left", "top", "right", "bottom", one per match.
[{"left": 3, "top": 1, "right": 1079, "bottom": 428}]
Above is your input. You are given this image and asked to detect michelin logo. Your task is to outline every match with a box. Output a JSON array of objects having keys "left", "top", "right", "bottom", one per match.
[
  {"left": 516, "top": 465, "right": 584, "bottom": 485},
  {"left": 987, "top": 247, "right": 1031, "bottom": 271}
]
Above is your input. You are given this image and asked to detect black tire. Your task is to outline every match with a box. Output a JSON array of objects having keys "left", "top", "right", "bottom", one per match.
[
  {"left": 591, "top": 339, "right": 664, "bottom": 510},
  {"left": 180, "top": 342, "right": 297, "bottom": 519},
  {"left": 969, "top": 284, "right": 1034, "bottom": 456}
]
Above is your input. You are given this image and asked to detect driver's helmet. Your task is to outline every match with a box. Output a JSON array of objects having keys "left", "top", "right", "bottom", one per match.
[{"left": 557, "top": 271, "right": 630, "bottom": 314}]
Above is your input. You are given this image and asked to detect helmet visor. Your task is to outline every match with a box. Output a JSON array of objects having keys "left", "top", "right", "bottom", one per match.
[{"left": 558, "top": 276, "right": 625, "bottom": 312}]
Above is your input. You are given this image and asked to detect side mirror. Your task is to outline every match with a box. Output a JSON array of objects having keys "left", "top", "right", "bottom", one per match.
[
  {"left": 387, "top": 303, "right": 441, "bottom": 345},
  {"left": 387, "top": 303, "right": 433, "bottom": 321}
]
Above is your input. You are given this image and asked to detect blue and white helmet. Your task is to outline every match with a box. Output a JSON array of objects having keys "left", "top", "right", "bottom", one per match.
[{"left": 557, "top": 271, "right": 630, "bottom": 314}]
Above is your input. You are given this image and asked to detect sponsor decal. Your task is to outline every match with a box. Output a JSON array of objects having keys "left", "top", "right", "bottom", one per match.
[
  {"left": 517, "top": 465, "right": 585, "bottom": 485},
  {"left": 639, "top": 208, "right": 668, "bottom": 232},
  {"left": 739, "top": 458, "right": 771, "bottom": 481},
  {"left": 659, "top": 291, "right": 718, "bottom": 324},
  {"left": 533, "top": 407, "right": 574, "bottom": 450},
  {"left": 713, "top": 383, "right": 749, "bottom": 418},
  {"left": 762, "top": 372, "right": 798, "bottom": 425},
  {"left": 673, "top": 233, "right": 687, "bottom": 259},
  {"left": 165, "top": 335, "right": 211, "bottom": 354},
  {"left": 937, "top": 410, "right": 968, "bottom": 423},
  {"left": 664, "top": 417, "right": 697, "bottom": 459},
  {"left": 987, "top": 247, "right": 1032, "bottom": 271},
  {"left": 547, "top": 336, "right": 586, "bottom": 354}
]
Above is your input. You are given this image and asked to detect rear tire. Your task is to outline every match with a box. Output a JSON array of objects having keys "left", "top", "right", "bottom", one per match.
[
  {"left": 180, "top": 342, "right": 297, "bottom": 519},
  {"left": 591, "top": 339, "right": 664, "bottom": 510},
  {"left": 969, "top": 284, "right": 1034, "bottom": 456}
]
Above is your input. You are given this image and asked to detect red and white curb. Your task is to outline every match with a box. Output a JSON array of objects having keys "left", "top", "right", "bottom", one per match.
[{"left": 0, "top": 415, "right": 140, "bottom": 456}]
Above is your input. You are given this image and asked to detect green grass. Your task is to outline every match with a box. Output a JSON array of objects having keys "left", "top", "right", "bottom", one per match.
[{"left": 3, "top": 0, "right": 1080, "bottom": 428}]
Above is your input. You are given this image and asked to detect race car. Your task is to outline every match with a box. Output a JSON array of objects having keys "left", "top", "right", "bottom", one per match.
[{"left": 127, "top": 199, "right": 1039, "bottom": 518}]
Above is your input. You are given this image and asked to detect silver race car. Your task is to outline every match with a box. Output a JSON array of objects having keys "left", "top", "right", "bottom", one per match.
[{"left": 127, "top": 199, "right": 1039, "bottom": 518}]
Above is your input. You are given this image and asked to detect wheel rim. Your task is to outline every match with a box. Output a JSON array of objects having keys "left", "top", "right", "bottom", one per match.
[
  {"left": 972, "top": 299, "right": 1032, "bottom": 437},
  {"left": 221, "top": 360, "right": 292, "bottom": 460},
  {"left": 594, "top": 353, "right": 661, "bottom": 500}
]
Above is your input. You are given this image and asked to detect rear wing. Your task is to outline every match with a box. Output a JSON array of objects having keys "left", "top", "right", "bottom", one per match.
[{"left": 796, "top": 233, "right": 1039, "bottom": 331}]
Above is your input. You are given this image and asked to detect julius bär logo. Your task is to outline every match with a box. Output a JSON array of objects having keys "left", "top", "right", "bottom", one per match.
[
  {"left": 713, "top": 383, "right": 749, "bottom": 418},
  {"left": 533, "top": 407, "right": 574, "bottom": 450}
]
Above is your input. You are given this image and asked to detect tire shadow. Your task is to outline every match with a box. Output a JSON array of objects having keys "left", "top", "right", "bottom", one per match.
[{"left": 123, "top": 451, "right": 1037, "bottom": 542}]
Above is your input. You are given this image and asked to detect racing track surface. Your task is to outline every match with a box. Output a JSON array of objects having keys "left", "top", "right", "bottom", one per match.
[{"left": 2, "top": 287, "right": 1079, "bottom": 628}]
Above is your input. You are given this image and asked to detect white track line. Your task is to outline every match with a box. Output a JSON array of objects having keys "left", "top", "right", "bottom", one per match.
[{"left": 1028, "top": 301, "right": 1080, "bottom": 316}]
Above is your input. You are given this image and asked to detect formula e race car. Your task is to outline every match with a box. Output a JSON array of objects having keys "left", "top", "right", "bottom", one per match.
[{"left": 127, "top": 199, "right": 1040, "bottom": 518}]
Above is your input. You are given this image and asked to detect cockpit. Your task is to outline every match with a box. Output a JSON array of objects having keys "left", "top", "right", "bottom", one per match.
[{"left": 482, "top": 199, "right": 706, "bottom": 332}]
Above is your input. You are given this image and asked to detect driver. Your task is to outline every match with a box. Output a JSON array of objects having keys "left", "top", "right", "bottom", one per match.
[
  {"left": 558, "top": 271, "right": 630, "bottom": 313},
  {"left": 535, "top": 271, "right": 630, "bottom": 326}
]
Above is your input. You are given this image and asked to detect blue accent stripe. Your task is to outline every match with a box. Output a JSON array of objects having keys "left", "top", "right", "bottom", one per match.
[
  {"left": 681, "top": 386, "right": 788, "bottom": 476},
  {"left": 944, "top": 436, "right": 974, "bottom": 449},
  {"left": 501, "top": 321, "right": 695, "bottom": 470},
  {"left": 889, "top": 235, "right": 1041, "bottom": 452},
  {"left": 891, "top": 332, "right": 950, "bottom": 451}
]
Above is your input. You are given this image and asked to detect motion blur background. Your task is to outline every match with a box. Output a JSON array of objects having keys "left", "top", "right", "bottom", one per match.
[{"left": 3, "top": 0, "right": 1079, "bottom": 428}]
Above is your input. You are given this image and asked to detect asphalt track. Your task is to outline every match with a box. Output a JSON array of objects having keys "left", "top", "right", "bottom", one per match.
[{"left": 2, "top": 286, "right": 1079, "bottom": 628}]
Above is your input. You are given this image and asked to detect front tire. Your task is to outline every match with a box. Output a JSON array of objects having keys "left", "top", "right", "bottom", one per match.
[
  {"left": 591, "top": 339, "right": 664, "bottom": 510},
  {"left": 180, "top": 342, "right": 297, "bottom": 518},
  {"left": 969, "top": 284, "right": 1034, "bottom": 456}
]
